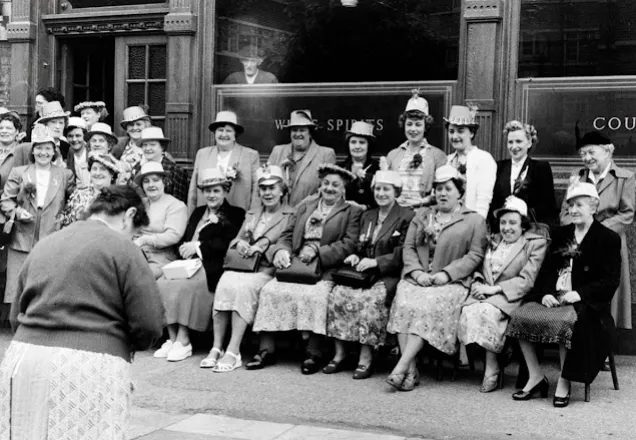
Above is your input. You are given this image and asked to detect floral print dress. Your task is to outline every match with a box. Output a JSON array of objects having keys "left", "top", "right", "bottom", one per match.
[{"left": 59, "top": 186, "right": 98, "bottom": 228}]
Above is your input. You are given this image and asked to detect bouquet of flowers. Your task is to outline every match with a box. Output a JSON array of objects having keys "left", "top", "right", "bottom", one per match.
[
  {"left": 23, "top": 182, "right": 37, "bottom": 199},
  {"left": 225, "top": 163, "right": 239, "bottom": 181}
]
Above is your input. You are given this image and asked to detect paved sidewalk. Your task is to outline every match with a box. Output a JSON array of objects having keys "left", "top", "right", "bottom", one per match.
[{"left": 128, "top": 408, "right": 420, "bottom": 440}]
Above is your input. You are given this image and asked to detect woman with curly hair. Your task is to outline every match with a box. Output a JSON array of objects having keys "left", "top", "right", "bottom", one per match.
[
  {"left": 489, "top": 120, "right": 557, "bottom": 230},
  {"left": 74, "top": 101, "right": 109, "bottom": 130},
  {"left": 384, "top": 91, "right": 446, "bottom": 208}
]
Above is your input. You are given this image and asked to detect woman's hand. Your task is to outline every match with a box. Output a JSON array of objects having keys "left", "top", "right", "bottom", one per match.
[
  {"left": 542, "top": 294, "right": 560, "bottom": 308},
  {"left": 179, "top": 241, "right": 199, "bottom": 259},
  {"left": 16, "top": 207, "right": 33, "bottom": 222},
  {"left": 344, "top": 254, "right": 360, "bottom": 266},
  {"left": 471, "top": 283, "right": 500, "bottom": 299},
  {"left": 416, "top": 273, "right": 433, "bottom": 287},
  {"left": 273, "top": 250, "right": 291, "bottom": 269},
  {"left": 356, "top": 258, "right": 378, "bottom": 272},
  {"left": 246, "top": 245, "right": 263, "bottom": 257},
  {"left": 298, "top": 245, "right": 317, "bottom": 263},
  {"left": 431, "top": 272, "right": 450, "bottom": 286},
  {"left": 235, "top": 239, "right": 251, "bottom": 256},
  {"left": 560, "top": 291, "right": 581, "bottom": 305}
]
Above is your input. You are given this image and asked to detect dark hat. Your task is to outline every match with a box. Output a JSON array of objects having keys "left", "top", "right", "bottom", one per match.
[
  {"left": 575, "top": 122, "right": 612, "bottom": 150},
  {"left": 317, "top": 163, "right": 356, "bottom": 183},
  {"left": 238, "top": 44, "right": 264, "bottom": 60}
]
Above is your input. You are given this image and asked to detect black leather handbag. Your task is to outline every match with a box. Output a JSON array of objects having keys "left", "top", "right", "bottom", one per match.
[
  {"left": 276, "top": 257, "right": 322, "bottom": 285},
  {"left": 223, "top": 248, "right": 262, "bottom": 272},
  {"left": 332, "top": 266, "right": 379, "bottom": 289}
]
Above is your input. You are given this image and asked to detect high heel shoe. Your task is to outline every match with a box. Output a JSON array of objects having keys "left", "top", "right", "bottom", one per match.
[
  {"left": 386, "top": 373, "right": 406, "bottom": 390},
  {"left": 512, "top": 376, "right": 549, "bottom": 400},
  {"left": 553, "top": 386, "right": 572, "bottom": 408}
]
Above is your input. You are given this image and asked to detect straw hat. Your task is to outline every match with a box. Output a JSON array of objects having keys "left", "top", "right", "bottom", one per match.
[
  {"left": 208, "top": 111, "right": 244, "bottom": 135},
  {"left": 257, "top": 164, "right": 284, "bottom": 186},
  {"left": 74, "top": 101, "right": 107, "bottom": 113},
  {"left": 30, "top": 124, "right": 56, "bottom": 146},
  {"left": 36, "top": 101, "right": 70, "bottom": 124},
  {"left": 404, "top": 90, "right": 429, "bottom": 115},
  {"left": 88, "top": 153, "right": 121, "bottom": 177},
  {"left": 283, "top": 110, "right": 317, "bottom": 129},
  {"left": 566, "top": 182, "right": 599, "bottom": 202},
  {"left": 134, "top": 161, "right": 170, "bottom": 186},
  {"left": 433, "top": 165, "right": 461, "bottom": 184},
  {"left": 494, "top": 195, "right": 528, "bottom": 218},
  {"left": 85, "top": 122, "right": 118, "bottom": 144},
  {"left": 66, "top": 116, "right": 86, "bottom": 131},
  {"left": 139, "top": 126, "right": 170, "bottom": 144},
  {"left": 120, "top": 106, "right": 151, "bottom": 129},
  {"left": 346, "top": 121, "right": 375, "bottom": 140},
  {"left": 443, "top": 105, "right": 479, "bottom": 127},
  {"left": 372, "top": 170, "right": 402, "bottom": 188},
  {"left": 197, "top": 168, "right": 230, "bottom": 189}
]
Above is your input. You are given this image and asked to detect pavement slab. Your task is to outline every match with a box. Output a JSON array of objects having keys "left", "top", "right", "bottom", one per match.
[
  {"left": 163, "top": 413, "right": 294, "bottom": 439},
  {"left": 128, "top": 407, "right": 191, "bottom": 439}
]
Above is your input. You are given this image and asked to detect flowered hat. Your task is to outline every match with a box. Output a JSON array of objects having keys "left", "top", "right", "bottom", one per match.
[
  {"left": 208, "top": 111, "right": 244, "bottom": 135},
  {"left": 494, "top": 195, "right": 528, "bottom": 218},
  {"left": 30, "top": 124, "right": 56, "bottom": 146},
  {"left": 317, "top": 163, "right": 356, "bottom": 182},
  {"left": 372, "top": 170, "right": 402, "bottom": 188},
  {"left": 85, "top": 122, "right": 118, "bottom": 144},
  {"left": 74, "top": 101, "right": 107, "bottom": 113},
  {"left": 256, "top": 164, "right": 284, "bottom": 186},
  {"left": 120, "top": 106, "right": 151, "bottom": 129},
  {"left": 139, "top": 126, "right": 170, "bottom": 144},
  {"left": 197, "top": 168, "right": 230, "bottom": 190},
  {"left": 88, "top": 153, "right": 121, "bottom": 177},
  {"left": 404, "top": 89, "right": 429, "bottom": 115},
  {"left": 36, "top": 101, "right": 70, "bottom": 124},
  {"left": 443, "top": 105, "right": 479, "bottom": 128},
  {"left": 346, "top": 121, "right": 375, "bottom": 140},
  {"left": 283, "top": 110, "right": 317, "bottom": 129},
  {"left": 134, "top": 161, "right": 170, "bottom": 186},
  {"left": 566, "top": 181, "right": 599, "bottom": 202},
  {"left": 433, "top": 164, "right": 461, "bottom": 184}
]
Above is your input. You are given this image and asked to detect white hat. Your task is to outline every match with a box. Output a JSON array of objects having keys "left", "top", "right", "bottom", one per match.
[
  {"left": 197, "top": 168, "right": 230, "bottom": 189},
  {"left": 372, "top": 170, "right": 402, "bottom": 188},
  {"left": 443, "top": 105, "right": 479, "bottom": 127},
  {"left": 74, "top": 101, "right": 107, "bottom": 113},
  {"left": 405, "top": 90, "right": 429, "bottom": 115},
  {"left": 208, "top": 111, "right": 244, "bottom": 134},
  {"left": 346, "top": 121, "right": 375, "bottom": 139},
  {"left": 139, "top": 126, "right": 170, "bottom": 143},
  {"left": 120, "top": 106, "right": 151, "bottom": 129},
  {"left": 433, "top": 165, "right": 461, "bottom": 184},
  {"left": 85, "top": 122, "right": 118, "bottom": 144},
  {"left": 283, "top": 110, "right": 317, "bottom": 129},
  {"left": 31, "top": 124, "right": 56, "bottom": 146},
  {"left": 66, "top": 117, "right": 86, "bottom": 131},
  {"left": 36, "top": 101, "right": 70, "bottom": 124},
  {"left": 134, "top": 161, "right": 170, "bottom": 186},
  {"left": 566, "top": 182, "right": 599, "bottom": 202},
  {"left": 256, "top": 164, "right": 284, "bottom": 186},
  {"left": 494, "top": 196, "right": 528, "bottom": 218}
]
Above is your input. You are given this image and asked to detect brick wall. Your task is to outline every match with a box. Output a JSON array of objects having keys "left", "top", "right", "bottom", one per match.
[{"left": 0, "top": 43, "right": 10, "bottom": 106}]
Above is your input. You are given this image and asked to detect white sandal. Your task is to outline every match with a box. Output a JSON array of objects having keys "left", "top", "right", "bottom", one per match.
[
  {"left": 213, "top": 352, "right": 242, "bottom": 373},
  {"left": 200, "top": 347, "right": 224, "bottom": 368}
]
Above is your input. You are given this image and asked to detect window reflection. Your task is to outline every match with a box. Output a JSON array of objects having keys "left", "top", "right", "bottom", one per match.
[
  {"left": 68, "top": 0, "right": 164, "bottom": 7},
  {"left": 519, "top": 0, "right": 636, "bottom": 77},
  {"left": 215, "top": 0, "right": 460, "bottom": 84}
]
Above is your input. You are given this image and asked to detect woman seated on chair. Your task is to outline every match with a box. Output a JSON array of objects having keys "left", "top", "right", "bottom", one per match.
[
  {"left": 252, "top": 164, "right": 363, "bottom": 375},
  {"left": 325, "top": 170, "right": 414, "bottom": 379},
  {"left": 201, "top": 165, "right": 293, "bottom": 372},
  {"left": 458, "top": 196, "right": 547, "bottom": 393},
  {"left": 386, "top": 165, "right": 488, "bottom": 391},
  {"left": 153, "top": 168, "right": 245, "bottom": 362},
  {"left": 506, "top": 182, "right": 620, "bottom": 407}
]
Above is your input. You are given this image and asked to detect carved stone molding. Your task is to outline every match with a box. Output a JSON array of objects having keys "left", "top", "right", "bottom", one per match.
[
  {"left": 6, "top": 22, "right": 37, "bottom": 42},
  {"left": 42, "top": 8, "right": 169, "bottom": 36},
  {"left": 464, "top": 0, "right": 503, "bottom": 22},
  {"left": 164, "top": 13, "right": 197, "bottom": 36}
]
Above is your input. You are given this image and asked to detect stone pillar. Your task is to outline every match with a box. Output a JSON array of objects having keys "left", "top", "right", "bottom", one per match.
[
  {"left": 6, "top": 0, "right": 36, "bottom": 121},
  {"left": 164, "top": 0, "right": 198, "bottom": 160},
  {"left": 458, "top": 0, "right": 516, "bottom": 159}
]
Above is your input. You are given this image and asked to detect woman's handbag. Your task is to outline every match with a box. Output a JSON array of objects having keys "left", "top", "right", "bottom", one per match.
[
  {"left": 223, "top": 248, "right": 262, "bottom": 272},
  {"left": 276, "top": 257, "right": 322, "bottom": 285},
  {"left": 332, "top": 265, "right": 379, "bottom": 289}
]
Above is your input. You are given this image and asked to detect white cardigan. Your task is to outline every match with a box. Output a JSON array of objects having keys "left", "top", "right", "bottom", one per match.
[{"left": 447, "top": 147, "right": 497, "bottom": 218}]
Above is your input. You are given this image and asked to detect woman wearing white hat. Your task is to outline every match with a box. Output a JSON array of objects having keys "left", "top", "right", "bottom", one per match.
[
  {"left": 133, "top": 162, "right": 188, "bottom": 279},
  {"left": 0, "top": 124, "right": 74, "bottom": 305},
  {"left": 64, "top": 117, "right": 90, "bottom": 188},
  {"left": 112, "top": 105, "right": 152, "bottom": 166},
  {"left": 384, "top": 91, "right": 447, "bottom": 208},
  {"left": 187, "top": 111, "right": 260, "bottom": 213},
  {"left": 74, "top": 101, "right": 109, "bottom": 131},
  {"left": 155, "top": 168, "right": 245, "bottom": 362},
  {"left": 458, "top": 196, "right": 548, "bottom": 393},
  {"left": 325, "top": 170, "right": 414, "bottom": 379},
  {"left": 506, "top": 182, "right": 620, "bottom": 407},
  {"left": 204, "top": 165, "right": 294, "bottom": 372},
  {"left": 36, "top": 101, "right": 71, "bottom": 164},
  {"left": 445, "top": 105, "right": 497, "bottom": 219},
  {"left": 386, "top": 165, "right": 487, "bottom": 391},
  {"left": 85, "top": 122, "right": 132, "bottom": 184},
  {"left": 59, "top": 153, "right": 121, "bottom": 228},
  {"left": 336, "top": 121, "right": 380, "bottom": 210},
  {"left": 132, "top": 127, "right": 189, "bottom": 203}
]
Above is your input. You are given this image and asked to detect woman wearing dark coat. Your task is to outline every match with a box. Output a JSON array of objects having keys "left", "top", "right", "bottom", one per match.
[
  {"left": 336, "top": 121, "right": 380, "bottom": 210},
  {"left": 489, "top": 121, "right": 557, "bottom": 230},
  {"left": 155, "top": 168, "right": 245, "bottom": 363},
  {"left": 506, "top": 182, "right": 621, "bottom": 407}
]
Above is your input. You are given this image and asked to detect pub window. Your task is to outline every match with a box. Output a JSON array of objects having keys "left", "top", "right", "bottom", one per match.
[
  {"left": 125, "top": 44, "right": 166, "bottom": 128},
  {"left": 64, "top": 0, "right": 165, "bottom": 7}
]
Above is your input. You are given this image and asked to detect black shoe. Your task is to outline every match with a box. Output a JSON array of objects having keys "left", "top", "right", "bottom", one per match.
[
  {"left": 322, "top": 359, "right": 345, "bottom": 374},
  {"left": 353, "top": 364, "right": 373, "bottom": 380},
  {"left": 512, "top": 377, "right": 549, "bottom": 401},
  {"left": 553, "top": 390, "right": 571, "bottom": 408},
  {"left": 245, "top": 349, "right": 277, "bottom": 370},
  {"left": 301, "top": 354, "right": 322, "bottom": 375}
]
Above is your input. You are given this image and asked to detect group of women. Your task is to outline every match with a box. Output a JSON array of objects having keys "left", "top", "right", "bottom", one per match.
[{"left": 0, "top": 89, "right": 632, "bottom": 412}]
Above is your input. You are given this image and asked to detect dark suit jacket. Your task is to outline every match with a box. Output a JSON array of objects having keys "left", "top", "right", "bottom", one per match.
[
  {"left": 489, "top": 157, "right": 557, "bottom": 230},
  {"left": 337, "top": 156, "right": 380, "bottom": 210},
  {"left": 182, "top": 201, "right": 245, "bottom": 292},
  {"left": 222, "top": 70, "right": 279, "bottom": 84},
  {"left": 111, "top": 136, "right": 129, "bottom": 160},
  {"left": 356, "top": 203, "right": 414, "bottom": 304}
]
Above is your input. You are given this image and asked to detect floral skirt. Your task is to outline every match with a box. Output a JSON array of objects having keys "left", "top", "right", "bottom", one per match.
[
  {"left": 387, "top": 280, "right": 468, "bottom": 355},
  {"left": 458, "top": 302, "right": 509, "bottom": 353},
  {"left": 157, "top": 269, "right": 214, "bottom": 332},
  {"left": 214, "top": 270, "right": 274, "bottom": 324},
  {"left": 0, "top": 341, "right": 132, "bottom": 440},
  {"left": 327, "top": 281, "right": 389, "bottom": 348},
  {"left": 252, "top": 279, "right": 334, "bottom": 335},
  {"left": 505, "top": 302, "right": 577, "bottom": 349}
]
